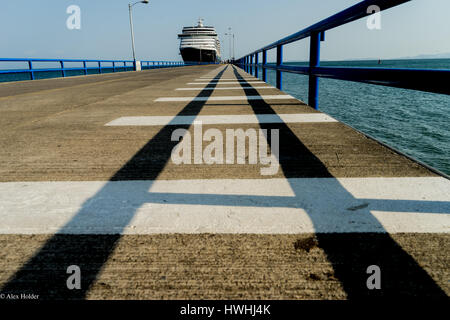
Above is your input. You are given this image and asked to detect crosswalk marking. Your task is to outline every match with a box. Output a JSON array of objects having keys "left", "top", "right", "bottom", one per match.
[
  {"left": 188, "top": 81, "right": 265, "bottom": 85},
  {"left": 196, "top": 78, "right": 257, "bottom": 81},
  {"left": 176, "top": 86, "right": 273, "bottom": 91},
  {"left": 1, "top": 178, "right": 448, "bottom": 234},
  {"left": 155, "top": 95, "right": 295, "bottom": 102},
  {"left": 105, "top": 114, "right": 337, "bottom": 126}
]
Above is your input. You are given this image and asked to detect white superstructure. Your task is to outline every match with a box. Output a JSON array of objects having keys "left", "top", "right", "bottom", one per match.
[{"left": 178, "top": 19, "right": 221, "bottom": 63}]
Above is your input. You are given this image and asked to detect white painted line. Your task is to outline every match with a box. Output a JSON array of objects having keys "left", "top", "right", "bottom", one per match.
[
  {"left": 0, "top": 178, "right": 448, "bottom": 234},
  {"left": 155, "top": 95, "right": 295, "bottom": 102},
  {"left": 194, "top": 80, "right": 262, "bottom": 82},
  {"left": 176, "top": 86, "right": 273, "bottom": 91},
  {"left": 105, "top": 114, "right": 337, "bottom": 126},
  {"left": 198, "top": 78, "right": 256, "bottom": 80},
  {"left": 197, "top": 78, "right": 256, "bottom": 81},
  {"left": 188, "top": 81, "right": 265, "bottom": 85}
]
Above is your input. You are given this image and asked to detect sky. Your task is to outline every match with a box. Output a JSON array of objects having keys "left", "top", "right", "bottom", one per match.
[{"left": 1, "top": 0, "right": 450, "bottom": 62}]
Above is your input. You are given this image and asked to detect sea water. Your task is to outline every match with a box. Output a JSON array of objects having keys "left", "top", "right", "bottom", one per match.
[{"left": 262, "top": 59, "right": 450, "bottom": 175}]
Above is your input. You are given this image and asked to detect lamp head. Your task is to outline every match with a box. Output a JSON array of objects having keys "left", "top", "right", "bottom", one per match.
[{"left": 141, "top": 0, "right": 149, "bottom": 3}]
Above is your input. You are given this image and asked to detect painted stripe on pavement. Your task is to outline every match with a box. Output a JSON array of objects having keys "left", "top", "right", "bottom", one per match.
[
  {"left": 0, "top": 178, "right": 448, "bottom": 234},
  {"left": 188, "top": 81, "right": 265, "bottom": 85},
  {"left": 176, "top": 86, "right": 273, "bottom": 91},
  {"left": 155, "top": 95, "right": 295, "bottom": 102},
  {"left": 197, "top": 78, "right": 257, "bottom": 81},
  {"left": 105, "top": 114, "right": 337, "bottom": 126}
]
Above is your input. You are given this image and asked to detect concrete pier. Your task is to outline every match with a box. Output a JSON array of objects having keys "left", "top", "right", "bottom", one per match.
[{"left": 0, "top": 65, "right": 448, "bottom": 299}]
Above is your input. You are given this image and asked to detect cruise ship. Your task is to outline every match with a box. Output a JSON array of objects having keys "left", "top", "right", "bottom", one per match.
[{"left": 178, "top": 19, "right": 221, "bottom": 63}]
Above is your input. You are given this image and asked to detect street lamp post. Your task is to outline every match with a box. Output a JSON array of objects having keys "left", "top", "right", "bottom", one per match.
[
  {"left": 225, "top": 27, "right": 235, "bottom": 63},
  {"left": 129, "top": 0, "right": 149, "bottom": 70},
  {"left": 232, "top": 33, "right": 235, "bottom": 61}
]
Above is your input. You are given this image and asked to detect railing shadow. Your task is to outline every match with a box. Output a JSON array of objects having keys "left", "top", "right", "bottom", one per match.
[
  {"left": 0, "top": 66, "right": 228, "bottom": 300},
  {"left": 231, "top": 65, "right": 447, "bottom": 298}
]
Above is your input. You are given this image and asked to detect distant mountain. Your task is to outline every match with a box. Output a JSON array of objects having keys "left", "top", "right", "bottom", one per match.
[
  {"left": 285, "top": 53, "right": 450, "bottom": 63},
  {"left": 398, "top": 53, "right": 450, "bottom": 60}
]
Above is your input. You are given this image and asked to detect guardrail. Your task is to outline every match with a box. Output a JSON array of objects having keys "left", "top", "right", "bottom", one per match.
[
  {"left": 0, "top": 58, "right": 194, "bottom": 82},
  {"left": 235, "top": 0, "right": 450, "bottom": 109}
]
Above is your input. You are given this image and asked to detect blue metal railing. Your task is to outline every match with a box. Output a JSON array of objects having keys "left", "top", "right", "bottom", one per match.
[
  {"left": 0, "top": 58, "right": 199, "bottom": 82},
  {"left": 235, "top": 0, "right": 450, "bottom": 109}
]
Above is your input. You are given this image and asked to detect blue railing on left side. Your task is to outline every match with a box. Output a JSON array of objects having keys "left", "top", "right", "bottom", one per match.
[
  {"left": 234, "top": 0, "right": 450, "bottom": 109},
  {"left": 0, "top": 58, "right": 192, "bottom": 82}
]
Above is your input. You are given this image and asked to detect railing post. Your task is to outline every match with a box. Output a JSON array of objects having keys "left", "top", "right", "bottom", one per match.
[
  {"left": 250, "top": 55, "right": 254, "bottom": 75},
  {"left": 255, "top": 53, "right": 259, "bottom": 78},
  {"left": 28, "top": 60, "right": 34, "bottom": 80},
  {"left": 98, "top": 61, "right": 102, "bottom": 74},
  {"left": 308, "top": 32, "right": 321, "bottom": 109},
  {"left": 276, "top": 45, "right": 283, "bottom": 90},
  {"left": 112, "top": 61, "right": 116, "bottom": 73},
  {"left": 83, "top": 61, "right": 87, "bottom": 75},
  {"left": 262, "top": 50, "right": 267, "bottom": 82},
  {"left": 60, "top": 61, "right": 65, "bottom": 77}
]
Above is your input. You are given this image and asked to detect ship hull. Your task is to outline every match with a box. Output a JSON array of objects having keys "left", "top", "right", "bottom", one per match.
[{"left": 180, "top": 48, "right": 217, "bottom": 63}]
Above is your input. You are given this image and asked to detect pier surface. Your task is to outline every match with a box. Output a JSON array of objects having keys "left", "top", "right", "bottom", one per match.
[{"left": 0, "top": 65, "right": 448, "bottom": 299}]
